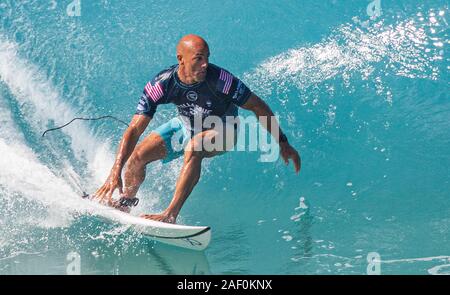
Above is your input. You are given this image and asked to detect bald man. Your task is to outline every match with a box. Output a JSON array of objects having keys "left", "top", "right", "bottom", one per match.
[{"left": 93, "top": 34, "right": 301, "bottom": 223}]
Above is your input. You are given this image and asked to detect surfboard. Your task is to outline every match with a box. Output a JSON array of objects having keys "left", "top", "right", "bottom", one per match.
[{"left": 80, "top": 197, "right": 211, "bottom": 251}]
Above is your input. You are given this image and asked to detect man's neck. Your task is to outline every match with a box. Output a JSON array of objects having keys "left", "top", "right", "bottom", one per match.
[{"left": 177, "top": 67, "right": 197, "bottom": 85}]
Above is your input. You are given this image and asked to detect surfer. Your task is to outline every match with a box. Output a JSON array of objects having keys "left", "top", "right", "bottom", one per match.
[{"left": 93, "top": 34, "right": 301, "bottom": 223}]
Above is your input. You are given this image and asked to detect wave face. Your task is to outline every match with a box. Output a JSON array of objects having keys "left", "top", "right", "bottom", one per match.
[{"left": 0, "top": 0, "right": 449, "bottom": 274}]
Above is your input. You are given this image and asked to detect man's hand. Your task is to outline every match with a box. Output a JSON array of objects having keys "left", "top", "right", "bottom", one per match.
[
  {"left": 280, "top": 142, "right": 301, "bottom": 173},
  {"left": 92, "top": 115, "right": 151, "bottom": 206},
  {"left": 93, "top": 171, "right": 123, "bottom": 205}
]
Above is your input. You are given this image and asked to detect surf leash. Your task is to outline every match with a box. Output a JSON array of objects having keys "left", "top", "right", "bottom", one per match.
[{"left": 41, "top": 115, "right": 129, "bottom": 137}]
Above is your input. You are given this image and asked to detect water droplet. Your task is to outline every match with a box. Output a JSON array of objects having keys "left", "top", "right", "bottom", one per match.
[
  {"left": 291, "top": 212, "right": 304, "bottom": 221},
  {"left": 282, "top": 235, "right": 293, "bottom": 242}
]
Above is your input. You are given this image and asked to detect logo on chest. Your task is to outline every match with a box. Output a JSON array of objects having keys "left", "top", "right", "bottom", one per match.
[{"left": 186, "top": 91, "right": 198, "bottom": 102}]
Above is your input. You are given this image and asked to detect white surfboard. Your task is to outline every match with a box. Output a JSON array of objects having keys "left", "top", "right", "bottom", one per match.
[{"left": 81, "top": 198, "right": 211, "bottom": 251}]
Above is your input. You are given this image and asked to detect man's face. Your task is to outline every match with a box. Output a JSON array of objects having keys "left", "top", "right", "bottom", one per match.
[{"left": 181, "top": 45, "right": 209, "bottom": 83}]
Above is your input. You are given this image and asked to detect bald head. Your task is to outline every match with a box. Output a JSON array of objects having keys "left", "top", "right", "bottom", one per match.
[
  {"left": 176, "top": 34, "right": 209, "bottom": 56},
  {"left": 176, "top": 34, "right": 210, "bottom": 84}
]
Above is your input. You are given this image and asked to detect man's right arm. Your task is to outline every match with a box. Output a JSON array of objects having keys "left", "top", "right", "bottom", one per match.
[
  {"left": 94, "top": 114, "right": 151, "bottom": 203},
  {"left": 111, "top": 114, "right": 151, "bottom": 173}
]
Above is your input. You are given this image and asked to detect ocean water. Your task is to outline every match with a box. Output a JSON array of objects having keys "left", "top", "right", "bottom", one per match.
[{"left": 0, "top": 0, "right": 449, "bottom": 275}]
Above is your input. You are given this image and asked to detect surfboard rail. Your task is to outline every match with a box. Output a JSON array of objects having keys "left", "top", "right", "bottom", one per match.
[{"left": 81, "top": 198, "right": 211, "bottom": 251}]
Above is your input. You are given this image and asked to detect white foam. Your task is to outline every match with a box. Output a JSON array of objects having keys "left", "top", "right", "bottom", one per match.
[
  {"left": 0, "top": 36, "right": 125, "bottom": 228},
  {"left": 244, "top": 15, "right": 442, "bottom": 100},
  {"left": 0, "top": 35, "right": 163, "bottom": 226},
  {"left": 0, "top": 102, "right": 81, "bottom": 227},
  {"left": 0, "top": 35, "right": 114, "bottom": 186}
]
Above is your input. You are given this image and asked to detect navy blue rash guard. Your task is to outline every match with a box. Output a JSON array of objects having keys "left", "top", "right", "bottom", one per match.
[{"left": 135, "top": 63, "right": 252, "bottom": 132}]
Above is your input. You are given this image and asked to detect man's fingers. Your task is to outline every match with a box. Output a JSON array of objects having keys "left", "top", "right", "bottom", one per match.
[
  {"left": 94, "top": 185, "right": 105, "bottom": 197},
  {"left": 105, "top": 188, "right": 115, "bottom": 202},
  {"left": 93, "top": 190, "right": 102, "bottom": 201}
]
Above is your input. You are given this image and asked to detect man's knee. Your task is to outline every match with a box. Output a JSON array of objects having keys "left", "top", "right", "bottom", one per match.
[{"left": 183, "top": 147, "right": 205, "bottom": 164}]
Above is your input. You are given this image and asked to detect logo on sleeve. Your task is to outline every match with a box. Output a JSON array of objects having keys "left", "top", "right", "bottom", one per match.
[
  {"left": 233, "top": 80, "right": 245, "bottom": 100},
  {"left": 137, "top": 97, "right": 148, "bottom": 111}
]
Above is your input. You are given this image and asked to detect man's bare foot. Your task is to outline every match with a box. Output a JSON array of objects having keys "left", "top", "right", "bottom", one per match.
[{"left": 140, "top": 212, "right": 176, "bottom": 224}]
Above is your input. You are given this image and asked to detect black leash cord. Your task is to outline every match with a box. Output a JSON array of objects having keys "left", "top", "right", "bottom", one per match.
[{"left": 42, "top": 115, "right": 129, "bottom": 137}]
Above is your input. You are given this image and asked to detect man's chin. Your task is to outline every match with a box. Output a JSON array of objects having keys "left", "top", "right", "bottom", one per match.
[
  {"left": 198, "top": 70, "right": 207, "bottom": 77},
  {"left": 195, "top": 76, "right": 206, "bottom": 82}
]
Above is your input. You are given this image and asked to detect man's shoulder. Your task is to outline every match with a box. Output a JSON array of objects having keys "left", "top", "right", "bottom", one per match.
[
  {"left": 207, "top": 63, "right": 231, "bottom": 77},
  {"left": 207, "top": 63, "right": 242, "bottom": 96},
  {"left": 152, "top": 64, "right": 178, "bottom": 84}
]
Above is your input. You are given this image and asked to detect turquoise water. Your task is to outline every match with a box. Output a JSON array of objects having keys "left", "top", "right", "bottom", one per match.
[{"left": 0, "top": 0, "right": 449, "bottom": 274}]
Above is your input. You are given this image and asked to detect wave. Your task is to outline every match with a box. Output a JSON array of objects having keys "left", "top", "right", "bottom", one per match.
[
  {"left": 0, "top": 35, "right": 114, "bottom": 188},
  {"left": 245, "top": 10, "right": 446, "bottom": 103}
]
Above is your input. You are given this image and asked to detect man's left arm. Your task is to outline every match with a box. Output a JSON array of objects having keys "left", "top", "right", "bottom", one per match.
[{"left": 240, "top": 93, "right": 301, "bottom": 173}]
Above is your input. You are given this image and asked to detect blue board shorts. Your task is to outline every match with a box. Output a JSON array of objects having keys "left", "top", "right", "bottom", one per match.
[
  {"left": 152, "top": 117, "right": 239, "bottom": 163},
  {"left": 152, "top": 117, "right": 191, "bottom": 163}
]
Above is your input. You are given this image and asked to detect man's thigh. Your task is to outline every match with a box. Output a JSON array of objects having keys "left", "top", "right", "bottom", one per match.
[
  {"left": 133, "top": 132, "right": 168, "bottom": 164},
  {"left": 185, "top": 126, "right": 238, "bottom": 159}
]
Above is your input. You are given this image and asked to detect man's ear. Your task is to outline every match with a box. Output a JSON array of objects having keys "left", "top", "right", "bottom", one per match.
[{"left": 177, "top": 54, "right": 183, "bottom": 65}]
